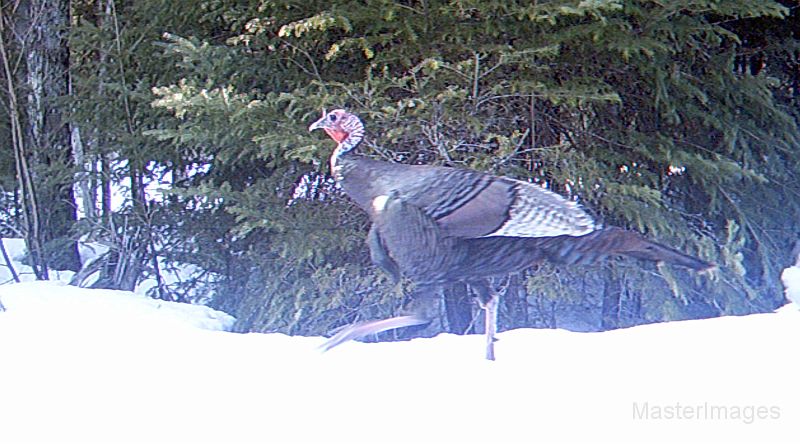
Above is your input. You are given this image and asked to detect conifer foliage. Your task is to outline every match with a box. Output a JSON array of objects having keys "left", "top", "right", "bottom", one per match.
[{"left": 2, "top": 1, "right": 799, "bottom": 336}]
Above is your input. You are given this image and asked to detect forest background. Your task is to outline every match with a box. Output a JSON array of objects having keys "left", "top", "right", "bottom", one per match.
[{"left": 1, "top": 0, "right": 799, "bottom": 338}]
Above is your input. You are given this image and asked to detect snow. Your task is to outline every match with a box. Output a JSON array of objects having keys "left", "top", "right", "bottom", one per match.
[
  {"left": 0, "top": 280, "right": 798, "bottom": 444},
  {"left": 1, "top": 237, "right": 799, "bottom": 444},
  {"left": 781, "top": 255, "right": 800, "bottom": 308}
]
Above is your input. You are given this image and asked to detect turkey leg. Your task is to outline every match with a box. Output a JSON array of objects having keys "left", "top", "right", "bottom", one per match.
[
  {"left": 481, "top": 294, "right": 498, "bottom": 361},
  {"left": 471, "top": 281, "right": 498, "bottom": 361}
]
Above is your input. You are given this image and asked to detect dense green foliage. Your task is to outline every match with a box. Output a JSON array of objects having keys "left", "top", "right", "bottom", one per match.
[{"left": 3, "top": 0, "right": 800, "bottom": 335}]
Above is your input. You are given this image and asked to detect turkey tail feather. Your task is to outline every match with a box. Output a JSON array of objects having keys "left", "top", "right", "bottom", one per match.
[
  {"left": 540, "top": 228, "right": 715, "bottom": 272},
  {"left": 319, "top": 315, "right": 430, "bottom": 352}
]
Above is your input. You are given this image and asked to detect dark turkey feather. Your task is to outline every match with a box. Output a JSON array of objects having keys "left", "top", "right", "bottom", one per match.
[
  {"left": 370, "top": 198, "right": 713, "bottom": 285},
  {"left": 533, "top": 228, "right": 713, "bottom": 271},
  {"left": 308, "top": 109, "right": 715, "bottom": 359},
  {"left": 366, "top": 224, "right": 400, "bottom": 283}
]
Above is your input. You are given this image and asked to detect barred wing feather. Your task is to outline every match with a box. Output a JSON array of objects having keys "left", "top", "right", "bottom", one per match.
[{"left": 400, "top": 169, "right": 597, "bottom": 240}]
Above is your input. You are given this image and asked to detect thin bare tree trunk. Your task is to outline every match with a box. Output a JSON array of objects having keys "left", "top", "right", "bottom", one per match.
[
  {"left": 101, "top": 153, "right": 112, "bottom": 223},
  {"left": 72, "top": 121, "right": 98, "bottom": 219},
  {"left": 0, "top": 8, "right": 48, "bottom": 279},
  {"left": 0, "top": 237, "right": 20, "bottom": 283}
]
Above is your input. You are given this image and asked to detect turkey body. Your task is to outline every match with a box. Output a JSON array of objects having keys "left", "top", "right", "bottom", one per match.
[
  {"left": 341, "top": 154, "right": 710, "bottom": 284},
  {"left": 344, "top": 157, "right": 545, "bottom": 285},
  {"left": 309, "top": 109, "right": 714, "bottom": 359}
]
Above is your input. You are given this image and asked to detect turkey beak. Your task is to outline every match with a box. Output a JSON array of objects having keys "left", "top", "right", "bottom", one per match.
[{"left": 308, "top": 113, "right": 327, "bottom": 132}]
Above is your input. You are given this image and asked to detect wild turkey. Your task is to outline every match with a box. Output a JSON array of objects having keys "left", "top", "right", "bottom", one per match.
[{"left": 309, "top": 109, "right": 715, "bottom": 360}]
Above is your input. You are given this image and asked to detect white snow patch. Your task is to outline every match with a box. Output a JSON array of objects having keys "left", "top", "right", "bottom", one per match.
[
  {"left": 781, "top": 260, "right": 800, "bottom": 308},
  {"left": 0, "top": 281, "right": 798, "bottom": 443},
  {"left": 0, "top": 281, "right": 234, "bottom": 333}
]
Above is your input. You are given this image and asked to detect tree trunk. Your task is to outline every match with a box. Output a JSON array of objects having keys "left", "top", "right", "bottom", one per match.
[
  {"left": 443, "top": 282, "right": 474, "bottom": 334},
  {"left": 1, "top": 5, "right": 46, "bottom": 279},
  {"left": 502, "top": 275, "right": 529, "bottom": 330},
  {"left": 12, "top": 0, "right": 81, "bottom": 272},
  {"left": 601, "top": 272, "right": 622, "bottom": 330},
  {"left": 72, "top": 125, "right": 98, "bottom": 220}
]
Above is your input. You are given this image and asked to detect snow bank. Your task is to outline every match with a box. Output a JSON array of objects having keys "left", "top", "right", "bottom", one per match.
[
  {"left": 781, "top": 256, "right": 800, "bottom": 308},
  {"left": 0, "top": 281, "right": 797, "bottom": 443},
  {"left": 0, "top": 281, "right": 234, "bottom": 331}
]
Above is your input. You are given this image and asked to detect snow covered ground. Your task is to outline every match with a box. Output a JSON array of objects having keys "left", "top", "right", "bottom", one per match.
[{"left": 0, "top": 280, "right": 797, "bottom": 444}]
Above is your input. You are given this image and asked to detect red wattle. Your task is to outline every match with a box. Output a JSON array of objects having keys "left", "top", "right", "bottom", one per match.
[{"left": 325, "top": 128, "right": 349, "bottom": 144}]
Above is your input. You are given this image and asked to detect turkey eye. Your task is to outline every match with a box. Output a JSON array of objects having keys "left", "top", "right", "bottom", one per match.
[{"left": 329, "top": 114, "right": 337, "bottom": 122}]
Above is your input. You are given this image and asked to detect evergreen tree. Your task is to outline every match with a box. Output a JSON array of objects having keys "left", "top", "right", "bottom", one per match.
[
  {"left": 142, "top": 0, "right": 799, "bottom": 335},
  {"left": 4, "top": 0, "right": 794, "bottom": 337}
]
